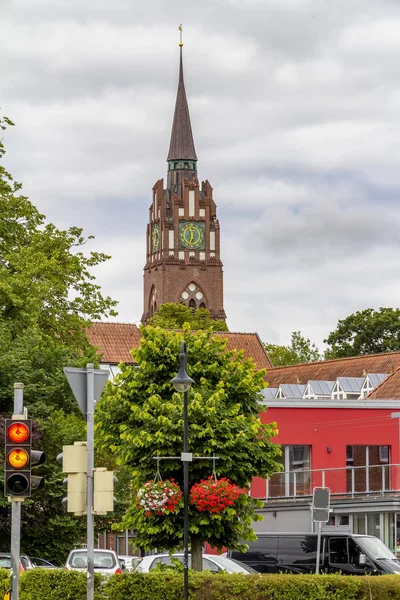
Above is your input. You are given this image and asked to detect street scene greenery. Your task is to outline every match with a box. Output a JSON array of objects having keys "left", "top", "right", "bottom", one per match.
[
  {"left": 265, "top": 331, "right": 322, "bottom": 366},
  {"left": 148, "top": 302, "right": 229, "bottom": 331},
  {"left": 2, "top": 569, "right": 400, "bottom": 600},
  {"left": 324, "top": 307, "right": 400, "bottom": 358},
  {"left": 3, "top": 114, "right": 400, "bottom": 576},
  {"left": 95, "top": 325, "right": 282, "bottom": 569}
]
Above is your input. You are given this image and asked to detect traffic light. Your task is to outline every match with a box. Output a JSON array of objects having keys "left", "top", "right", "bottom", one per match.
[
  {"left": 4, "top": 419, "right": 31, "bottom": 498},
  {"left": 4, "top": 418, "right": 45, "bottom": 498},
  {"left": 93, "top": 468, "right": 117, "bottom": 515},
  {"left": 57, "top": 442, "right": 87, "bottom": 515}
]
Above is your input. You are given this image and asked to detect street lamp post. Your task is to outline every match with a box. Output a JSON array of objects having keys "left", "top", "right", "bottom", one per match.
[{"left": 171, "top": 341, "right": 194, "bottom": 600}]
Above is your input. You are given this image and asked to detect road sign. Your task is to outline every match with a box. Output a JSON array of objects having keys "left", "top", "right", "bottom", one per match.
[
  {"left": 64, "top": 367, "right": 108, "bottom": 415},
  {"left": 312, "top": 486, "right": 331, "bottom": 575},
  {"left": 312, "top": 487, "right": 330, "bottom": 523}
]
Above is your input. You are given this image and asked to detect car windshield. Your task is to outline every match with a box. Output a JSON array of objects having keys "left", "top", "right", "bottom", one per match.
[
  {"left": 0, "top": 557, "right": 11, "bottom": 569},
  {"left": 70, "top": 552, "right": 116, "bottom": 569},
  {"left": 210, "top": 555, "right": 256, "bottom": 573},
  {"left": 357, "top": 537, "right": 396, "bottom": 560}
]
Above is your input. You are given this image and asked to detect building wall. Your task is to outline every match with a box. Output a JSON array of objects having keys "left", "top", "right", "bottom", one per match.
[
  {"left": 254, "top": 507, "right": 313, "bottom": 533},
  {"left": 251, "top": 407, "right": 400, "bottom": 498}
]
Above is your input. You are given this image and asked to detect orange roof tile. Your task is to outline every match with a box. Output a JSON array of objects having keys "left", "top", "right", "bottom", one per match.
[
  {"left": 265, "top": 351, "right": 400, "bottom": 387},
  {"left": 367, "top": 367, "right": 400, "bottom": 399},
  {"left": 86, "top": 322, "right": 273, "bottom": 370},
  {"left": 87, "top": 322, "right": 142, "bottom": 364}
]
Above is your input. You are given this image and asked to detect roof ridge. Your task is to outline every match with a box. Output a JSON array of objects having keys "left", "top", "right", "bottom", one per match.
[
  {"left": 267, "top": 349, "right": 400, "bottom": 371},
  {"left": 90, "top": 321, "right": 140, "bottom": 327}
]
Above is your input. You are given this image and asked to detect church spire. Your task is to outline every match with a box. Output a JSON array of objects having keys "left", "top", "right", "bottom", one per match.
[{"left": 167, "top": 27, "right": 198, "bottom": 163}]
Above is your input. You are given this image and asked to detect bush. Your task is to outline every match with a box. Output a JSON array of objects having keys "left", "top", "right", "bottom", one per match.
[
  {"left": 12, "top": 570, "right": 400, "bottom": 600},
  {"left": 0, "top": 569, "right": 11, "bottom": 598},
  {"left": 19, "top": 569, "right": 103, "bottom": 600}
]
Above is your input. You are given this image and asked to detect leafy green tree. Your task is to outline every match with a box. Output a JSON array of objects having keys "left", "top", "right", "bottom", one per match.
[
  {"left": 0, "top": 116, "right": 119, "bottom": 562},
  {"left": 148, "top": 302, "right": 228, "bottom": 331},
  {"left": 265, "top": 331, "right": 321, "bottom": 366},
  {"left": 95, "top": 325, "right": 281, "bottom": 571},
  {"left": 324, "top": 308, "right": 400, "bottom": 358}
]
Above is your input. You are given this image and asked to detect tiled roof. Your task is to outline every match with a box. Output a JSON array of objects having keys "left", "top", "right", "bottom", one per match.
[
  {"left": 265, "top": 351, "right": 400, "bottom": 387},
  {"left": 87, "top": 322, "right": 142, "bottom": 364},
  {"left": 367, "top": 367, "right": 400, "bottom": 399},
  {"left": 86, "top": 322, "right": 272, "bottom": 370}
]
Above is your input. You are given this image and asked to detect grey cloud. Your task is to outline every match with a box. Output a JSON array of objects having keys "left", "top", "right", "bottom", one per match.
[
  {"left": 254, "top": 202, "right": 400, "bottom": 265},
  {"left": 3, "top": 0, "right": 400, "bottom": 349}
]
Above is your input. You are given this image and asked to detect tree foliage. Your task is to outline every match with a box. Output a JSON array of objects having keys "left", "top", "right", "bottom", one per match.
[
  {"left": 95, "top": 325, "right": 281, "bottom": 569},
  {"left": 265, "top": 331, "right": 321, "bottom": 366},
  {"left": 324, "top": 308, "right": 400, "bottom": 358},
  {"left": 0, "top": 115, "right": 119, "bottom": 562},
  {"left": 148, "top": 302, "right": 228, "bottom": 331}
]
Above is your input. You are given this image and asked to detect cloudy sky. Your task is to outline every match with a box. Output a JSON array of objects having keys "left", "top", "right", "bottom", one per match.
[{"left": 2, "top": 0, "right": 400, "bottom": 349}]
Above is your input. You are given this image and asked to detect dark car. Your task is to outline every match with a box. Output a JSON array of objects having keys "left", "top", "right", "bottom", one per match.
[
  {"left": 30, "top": 557, "right": 57, "bottom": 568},
  {"left": 229, "top": 532, "right": 400, "bottom": 575}
]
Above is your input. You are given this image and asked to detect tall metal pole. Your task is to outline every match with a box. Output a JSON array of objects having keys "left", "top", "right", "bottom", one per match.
[
  {"left": 316, "top": 521, "right": 322, "bottom": 574},
  {"left": 183, "top": 386, "right": 189, "bottom": 600},
  {"left": 86, "top": 364, "right": 95, "bottom": 600},
  {"left": 10, "top": 383, "right": 24, "bottom": 600}
]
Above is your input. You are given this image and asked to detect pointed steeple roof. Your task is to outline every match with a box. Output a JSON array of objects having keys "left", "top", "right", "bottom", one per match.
[{"left": 167, "top": 47, "right": 198, "bottom": 162}]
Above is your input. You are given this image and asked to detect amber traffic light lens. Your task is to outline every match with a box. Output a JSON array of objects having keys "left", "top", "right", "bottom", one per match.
[
  {"left": 8, "top": 448, "right": 29, "bottom": 469},
  {"left": 8, "top": 422, "right": 29, "bottom": 444}
]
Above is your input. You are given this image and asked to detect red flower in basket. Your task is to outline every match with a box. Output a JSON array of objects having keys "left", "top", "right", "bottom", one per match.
[
  {"left": 190, "top": 477, "right": 241, "bottom": 514},
  {"left": 136, "top": 479, "right": 183, "bottom": 517}
]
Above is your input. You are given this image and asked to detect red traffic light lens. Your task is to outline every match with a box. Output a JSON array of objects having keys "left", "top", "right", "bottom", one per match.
[
  {"left": 8, "top": 448, "right": 29, "bottom": 469},
  {"left": 8, "top": 422, "right": 29, "bottom": 444}
]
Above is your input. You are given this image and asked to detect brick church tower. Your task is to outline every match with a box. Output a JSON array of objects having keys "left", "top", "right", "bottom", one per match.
[{"left": 141, "top": 43, "right": 226, "bottom": 323}]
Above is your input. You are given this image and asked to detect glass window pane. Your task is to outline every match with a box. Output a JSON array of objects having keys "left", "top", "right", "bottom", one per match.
[
  {"left": 354, "top": 513, "right": 366, "bottom": 534},
  {"left": 328, "top": 538, "right": 349, "bottom": 564},
  {"left": 278, "top": 536, "right": 317, "bottom": 566},
  {"left": 384, "top": 512, "right": 395, "bottom": 552},
  {"left": 203, "top": 558, "right": 219, "bottom": 572}
]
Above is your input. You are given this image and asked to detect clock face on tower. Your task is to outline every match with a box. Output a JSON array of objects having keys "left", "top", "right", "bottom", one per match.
[
  {"left": 179, "top": 221, "right": 205, "bottom": 250},
  {"left": 152, "top": 223, "right": 160, "bottom": 253}
]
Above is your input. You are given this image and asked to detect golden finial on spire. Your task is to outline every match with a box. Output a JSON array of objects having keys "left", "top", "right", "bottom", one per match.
[{"left": 178, "top": 24, "right": 183, "bottom": 47}]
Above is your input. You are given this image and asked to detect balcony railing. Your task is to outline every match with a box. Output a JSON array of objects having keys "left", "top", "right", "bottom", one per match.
[{"left": 263, "top": 463, "right": 399, "bottom": 500}]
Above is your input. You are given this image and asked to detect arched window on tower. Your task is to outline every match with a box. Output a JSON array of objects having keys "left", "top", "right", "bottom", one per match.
[
  {"left": 149, "top": 286, "right": 157, "bottom": 317},
  {"left": 189, "top": 299, "right": 196, "bottom": 311}
]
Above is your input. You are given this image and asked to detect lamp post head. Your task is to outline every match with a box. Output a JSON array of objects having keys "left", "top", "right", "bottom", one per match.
[{"left": 171, "top": 341, "right": 194, "bottom": 393}]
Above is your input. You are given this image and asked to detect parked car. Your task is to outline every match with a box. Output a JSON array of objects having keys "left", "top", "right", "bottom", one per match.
[
  {"left": 30, "top": 557, "right": 58, "bottom": 568},
  {"left": 65, "top": 549, "right": 122, "bottom": 575},
  {"left": 229, "top": 532, "right": 400, "bottom": 575},
  {"left": 117, "top": 555, "right": 141, "bottom": 572},
  {"left": 136, "top": 553, "right": 257, "bottom": 574},
  {"left": 0, "top": 553, "right": 34, "bottom": 571}
]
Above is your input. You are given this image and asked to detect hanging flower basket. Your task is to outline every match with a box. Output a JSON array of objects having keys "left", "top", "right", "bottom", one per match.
[
  {"left": 190, "top": 477, "right": 241, "bottom": 514},
  {"left": 136, "top": 479, "right": 183, "bottom": 517}
]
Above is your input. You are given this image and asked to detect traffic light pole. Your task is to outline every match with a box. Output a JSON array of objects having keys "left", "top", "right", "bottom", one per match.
[
  {"left": 63, "top": 363, "right": 109, "bottom": 600},
  {"left": 11, "top": 383, "right": 24, "bottom": 600},
  {"left": 86, "top": 364, "right": 95, "bottom": 600}
]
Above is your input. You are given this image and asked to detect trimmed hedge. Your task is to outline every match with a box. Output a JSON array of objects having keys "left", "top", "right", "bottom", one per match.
[
  {"left": 3, "top": 569, "right": 400, "bottom": 600},
  {"left": 0, "top": 569, "right": 11, "bottom": 598}
]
